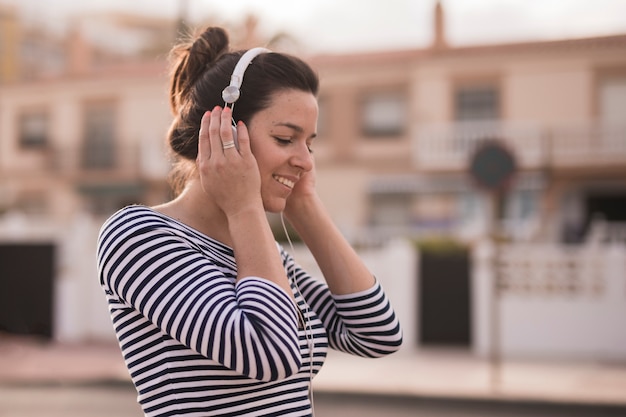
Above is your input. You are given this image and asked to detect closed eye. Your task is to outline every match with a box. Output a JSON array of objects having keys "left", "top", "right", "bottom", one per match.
[
  {"left": 274, "top": 137, "right": 314, "bottom": 154},
  {"left": 274, "top": 137, "right": 293, "bottom": 145}
]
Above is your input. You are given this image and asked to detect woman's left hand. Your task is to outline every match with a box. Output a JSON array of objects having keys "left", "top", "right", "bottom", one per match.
[{"left": 284, "top": 162, "right": 318, "bottom": 219}]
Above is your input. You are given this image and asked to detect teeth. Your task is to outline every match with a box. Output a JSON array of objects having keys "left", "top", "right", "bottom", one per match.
[{"left": 274, "top": 175, "right": 294, "bottom": 189}]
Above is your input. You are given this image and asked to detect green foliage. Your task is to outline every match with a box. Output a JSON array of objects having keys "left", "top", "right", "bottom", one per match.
[
  {"left": 268, "top": 213, "right": 302, "bottom": 244},
  {"left": 412, "top": 237, "right": 468, "bottom": 255}
]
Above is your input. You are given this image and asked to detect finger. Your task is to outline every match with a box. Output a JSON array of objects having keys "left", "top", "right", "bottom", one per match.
[
  {"left": 197, "top": 110, "right": 211, "bottom": 162},
  {"left": 234, "top": 120, "right": 252, "bottom": 156},
  {"left": 208, "top": 106, "right": 224, "bottom": 156},
  {"left": 221, "top": 107, "right": 237, "bottom": 152}
]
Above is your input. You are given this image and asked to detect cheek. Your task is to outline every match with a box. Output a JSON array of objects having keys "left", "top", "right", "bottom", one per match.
[
  {"left": 250, "top": 140, "right": 281, "bottom": 172},
  {"left": 250, "top": 145, "right": 273, "bottom": 176},
  {"left": 247, "top": 136, "right": 264, "bottom": 163}
]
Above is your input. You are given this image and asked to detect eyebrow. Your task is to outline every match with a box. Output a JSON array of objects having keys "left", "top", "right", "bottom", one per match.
[{"left": 275, "top": 122, "right": 317, "bottom": 139}]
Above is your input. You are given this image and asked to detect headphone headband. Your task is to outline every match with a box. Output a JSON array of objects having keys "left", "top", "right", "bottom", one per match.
[{"left": 222, "top": 47, "right": 271, "bottom": 104}]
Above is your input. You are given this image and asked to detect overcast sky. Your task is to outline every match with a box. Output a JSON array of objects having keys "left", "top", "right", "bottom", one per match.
[{"left": 5, "top": 0, "right": 626, "bottom": 53}]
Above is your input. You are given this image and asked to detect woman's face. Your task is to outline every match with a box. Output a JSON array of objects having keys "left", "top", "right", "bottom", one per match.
[{"left": 247, "top": 89, "right": 318, "bottom": 213}]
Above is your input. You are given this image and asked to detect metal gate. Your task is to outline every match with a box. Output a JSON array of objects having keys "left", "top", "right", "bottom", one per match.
[{"left": 0, "top": 243, "right": 55, "bottom": 338}]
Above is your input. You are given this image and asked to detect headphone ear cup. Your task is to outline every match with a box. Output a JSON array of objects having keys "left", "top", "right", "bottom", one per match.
[{"left": 222, "top": 85, "right": 240, "bottom": 104}]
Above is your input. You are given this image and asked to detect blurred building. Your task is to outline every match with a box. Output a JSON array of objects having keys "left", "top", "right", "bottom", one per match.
[
  {"left": 0, "top": 6, "right": 311, "bottom": 225},
  {"left": 0, "top": 5, "right": 174, "bottom": 223},
  {"left": 0, "top": 5, "right": 178, "bottom": 341},
  {"left": 5, "top": 3, "right": 623, "bottom": 244},
  {"left": 311, "top": 3, "right": 626, "bottom": 246},
  {"left": 0, "top": 2, "right": 624, "bottom": 356}
]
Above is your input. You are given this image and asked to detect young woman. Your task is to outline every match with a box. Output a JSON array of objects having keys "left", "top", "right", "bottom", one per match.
[{"left": 97, "top": 26, "right": 402, "bottom": 417}]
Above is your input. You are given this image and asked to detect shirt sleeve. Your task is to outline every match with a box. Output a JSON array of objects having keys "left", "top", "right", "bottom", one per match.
[
  {"left": 97, "top": 209, "right": 301, "bottom": 382},
  {"left": 280, "top": 246, "right": 403, "bottom": 357}
]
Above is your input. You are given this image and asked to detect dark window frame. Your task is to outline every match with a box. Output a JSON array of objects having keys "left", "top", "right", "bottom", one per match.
[
  {"left": 454, "top": 84, "right": 500, "bottom": 121},
  {"left": 360, "top": 91, "right": 408, "bottom": 138},
  {"left": 18, "top": 109, "right": 50, "bottom": 149}
]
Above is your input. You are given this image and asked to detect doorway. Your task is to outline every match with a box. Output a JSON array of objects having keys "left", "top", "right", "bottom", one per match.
[
  {"left": 419, "top": 248, "right": 471, "bottom": 347},
  {"left": 0, "top": 243, "right": 55, "bottom": 338}
]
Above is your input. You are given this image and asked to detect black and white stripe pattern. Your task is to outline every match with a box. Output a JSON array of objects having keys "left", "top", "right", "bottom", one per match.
[{"left": 97, "top": 205, "right": 402, "bottom": 416}]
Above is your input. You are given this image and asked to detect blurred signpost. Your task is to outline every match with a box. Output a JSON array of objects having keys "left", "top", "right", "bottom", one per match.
[{"left": 468, "top": 140, "right": 517, "bottom": 391}]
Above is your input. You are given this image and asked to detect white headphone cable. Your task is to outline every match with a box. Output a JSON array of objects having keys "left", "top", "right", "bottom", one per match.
[{"left": 280, "top": 212, "right": 315, "bottom": 415}]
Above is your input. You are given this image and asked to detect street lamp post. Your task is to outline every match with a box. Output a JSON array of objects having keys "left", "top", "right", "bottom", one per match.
[{"left": 468, "top": 139, "right": 517, "bottom": 391}]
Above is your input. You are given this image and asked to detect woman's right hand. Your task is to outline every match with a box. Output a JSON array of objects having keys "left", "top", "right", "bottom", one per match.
[
  {"left": 196, "top": 107, "right": 263, "bottom": 216},
  {"left": 197, "top": 107, "right": 296, "bottom": 301}
]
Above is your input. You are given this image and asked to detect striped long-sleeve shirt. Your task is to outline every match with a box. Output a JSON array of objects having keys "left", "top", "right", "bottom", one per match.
[{"left": 97, "top": 205, "right": 402, "bottom": 416}]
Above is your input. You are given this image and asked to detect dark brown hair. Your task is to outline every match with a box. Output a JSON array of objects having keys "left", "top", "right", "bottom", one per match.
[{"left": 166, "top": 27, "right": 319, "bottom": 195}]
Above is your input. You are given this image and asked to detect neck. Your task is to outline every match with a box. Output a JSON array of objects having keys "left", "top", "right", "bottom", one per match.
[{"left": 153, "top": 179, "right": 233, "bottom": 247}]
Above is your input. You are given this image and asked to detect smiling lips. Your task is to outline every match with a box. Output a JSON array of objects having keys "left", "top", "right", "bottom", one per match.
[{"left": 273, "top": 175, "right": 295, "bottom": 189}]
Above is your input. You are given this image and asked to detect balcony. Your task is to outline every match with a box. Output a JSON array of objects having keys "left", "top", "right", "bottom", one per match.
[
  {"left": 414, "top": 121, "right": 626, "bottom": 173},
  {"left": 551, "top": 123, "right": 626, "bottom": 169},
  {"left": 48, "top": 143, "right": 138, "bottom": 180},
  {"left": 47, "top": 141, "right": 169, "bottom": 181}
]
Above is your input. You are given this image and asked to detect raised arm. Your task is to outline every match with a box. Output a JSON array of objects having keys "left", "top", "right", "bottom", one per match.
[
  {"left": 283, "top": 161, "right": 375, "bottom": 295},
  {"left": 200, "top": 107, "right": 295, "bottom": 299}
]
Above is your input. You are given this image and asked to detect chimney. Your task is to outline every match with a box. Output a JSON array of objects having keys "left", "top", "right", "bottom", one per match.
[
  {"left": 67, "top": 24, "right": 92, "bottom": 76},
  {"left": 240, "top": 15, "right": 262, "bottom": 49},
  {"left": 432, "top": 0, "right": 448, "bottom": 50},
  {"left": 0, "top": 5, "right": 19, "bottom": 82}
]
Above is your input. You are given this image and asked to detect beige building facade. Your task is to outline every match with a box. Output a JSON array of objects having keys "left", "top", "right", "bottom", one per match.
[
  {"left": 0, "top": 63, "right": 172, "bottom": 223},
  {"left": 311, "top": 29, "right": 626, "bottom": 245},
  {"left": 1, "top": 4, "right": 625, "bottom": 245}
]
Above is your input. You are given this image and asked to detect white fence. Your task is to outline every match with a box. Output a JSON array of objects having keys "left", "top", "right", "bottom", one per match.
[
  {"left": 473, "top": 240, "right": 626, "bottom": 360},
  {"left": 1, "top": 212, "right": 625, "bottom": 360},
  {"left": 0, "top": 212, "right": 115, "bottom": 343}
]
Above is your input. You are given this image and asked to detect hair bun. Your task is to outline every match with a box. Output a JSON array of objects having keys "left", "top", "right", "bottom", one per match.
[
  {"left": 190, "top": 27, "right": 229, "bottom": 68},
  {"left": 169, "top": 27, "right": 230, "bottom": 113}
]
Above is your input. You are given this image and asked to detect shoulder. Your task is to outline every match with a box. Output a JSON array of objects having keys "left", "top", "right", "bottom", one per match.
[
  {"left": 97, "top": 205, "right": 174, "bottom": 249},
  {"left": 100, "top": 205, "right": 166, "bottom": 233},
  {"left": 103, "top": 205, "right": 166, "bottom": 228},
  {"left": 98, "top": 205, "right": 234, "bottom": 264}
]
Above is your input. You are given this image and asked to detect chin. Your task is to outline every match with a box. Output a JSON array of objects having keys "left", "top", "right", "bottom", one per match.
[{"left": 263, "top": 198, "right": 287, "bottom": 214}]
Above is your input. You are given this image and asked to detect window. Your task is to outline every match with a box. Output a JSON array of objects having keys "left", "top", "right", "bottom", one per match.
[
  {"left": 16, "top": 190, "right": 48, "bottom": 216},
  {"left": 360, "top": 92, "right": 407, "bottom": 137},
  {"left": 413, "top": 193, "right": 456, "bottom": 229},
  {"left": 19, "top": 110, "right": 49, "bottom": 148},
  {"left": 82, "top": 101, "right": 117, "bottom": 169},
  {"left": 600, "top": 76, "right": 626, "bottom": 124},
  {"left": 457, "top": 191, "right": 482, "bottom": 224},
  {"left": 509, "top": 189, "right": 538, "bottom": 221},
  {"left": 370, "top": 193, "right": 412, "bottom": 228},
  {"left": 79, "top": 183, "right": 143, "bottom": 216},
  {"left": 455, "top": 85, "right": 499, "bottom": 121}
]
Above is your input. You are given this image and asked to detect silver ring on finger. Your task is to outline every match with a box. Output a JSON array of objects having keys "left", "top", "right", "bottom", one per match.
[{"left": 222, "top": 141, "right": 236, "bottom": 150}]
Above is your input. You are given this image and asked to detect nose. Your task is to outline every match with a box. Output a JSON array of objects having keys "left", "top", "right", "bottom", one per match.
[{"left": 290, "top": 142, "right": 314, "bottom": 172}]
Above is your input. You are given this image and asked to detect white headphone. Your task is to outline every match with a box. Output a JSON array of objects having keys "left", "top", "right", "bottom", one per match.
[
  {"left": 221, "top": 47, "right": 270, "bottom": 146},
  {"left": 222, "top": 47, "right": 270, "bottom": 105}
]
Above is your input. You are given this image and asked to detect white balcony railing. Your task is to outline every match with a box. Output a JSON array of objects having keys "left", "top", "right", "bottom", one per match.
[
  {"left": 46, "top": 141, "right": 169, "bottom": 180},
  {"left": 415, "top": 121, "right": 626, "bottom": 171},
  {"left": 551, "top": 123, "right": 626, "bottom": 167},
  {"left": 48, "top": 143, "right": 137, "bottom": 175}
]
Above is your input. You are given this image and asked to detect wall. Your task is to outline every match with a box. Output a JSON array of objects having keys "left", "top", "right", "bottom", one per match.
[
  {"left": 2, "top": 209, "right": 624, "bottom": 361},
  {"left": 472, "top": 240, "right": 626, "bottom": 360},
  {"left": 0, "top": 213, "right": 114, "bottom": 343},
  {"left": 291, "top": 238, "right": 418, "bottom": 355}
]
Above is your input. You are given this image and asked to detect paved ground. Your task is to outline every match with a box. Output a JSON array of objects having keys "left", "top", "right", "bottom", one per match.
[
  {"left": 1, "top": 334, "right": 625, "bottom": 410},
  {"left": 2, "top": 386, "right": 626, "bottom": 417}
]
